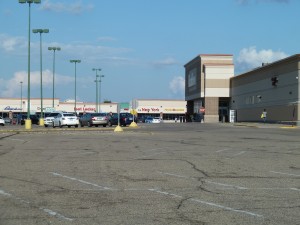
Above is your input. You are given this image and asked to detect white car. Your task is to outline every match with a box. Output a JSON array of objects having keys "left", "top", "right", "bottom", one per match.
[
  {"left": 152, "top": 117, "right": 162, "bottom": 123},
  {"left": 52, "top": 112, "right": 79, "bottom": 128},
  {"left": 0, "top": 116, "right": 5, "bottom": 126},
  {"left": 44, "top": 112, "right": 63, "bottom": 127}
]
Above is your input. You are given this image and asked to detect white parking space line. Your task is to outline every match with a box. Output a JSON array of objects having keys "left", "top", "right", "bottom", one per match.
[
  {"left": 205, "top": 181, "right": 248, "bottom": 190},
  {"left": 232, "top": 151, "right": 246, "bottom": 157},
  {"left": 159, "top": 171, "right": 298, "bottom": 191},
  {"left": 158, "top": 171, "right": 196, "bottom": 180},
  {"left": 0, "top": 188, "right": 73, "bottom": 221},
  {"left": 7, "top": 138, "right": 26, "bottom": 142},
  {"left": 216, "top": 148, "right": 231, "bottom": 153},
  {"left": 50, "top": 172, "right": 113, "bottom": 190},
  {"left": 148, "top": 188, "right": 263, "bottom": 218},
  {"left": 270, "top": 171, "right": 300, "bottom": 177}
]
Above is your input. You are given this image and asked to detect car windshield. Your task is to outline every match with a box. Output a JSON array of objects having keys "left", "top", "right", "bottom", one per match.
[
  {"left": 48, "top": 113, "right": 60, "bottom": 117},
  {"left": 92, "top": 113, "right": 106, "bottom": 116},
  {"left": 63, "top": 113, "right": 76, "bottom": 117}
]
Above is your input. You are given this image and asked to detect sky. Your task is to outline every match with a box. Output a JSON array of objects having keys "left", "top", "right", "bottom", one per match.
[{"left": 0, "top": 0, "right": 299, "bottom": 103}]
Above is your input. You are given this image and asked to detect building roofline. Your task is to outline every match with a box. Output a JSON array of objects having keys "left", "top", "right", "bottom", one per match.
[
  {"left": 184, "top": 54, "right": 233, "bottom": 67},
  {"left": 234, "top": 54, "right": 300, "bottom": 79}
]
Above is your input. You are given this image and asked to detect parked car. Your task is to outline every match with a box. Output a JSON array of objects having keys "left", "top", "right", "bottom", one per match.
[
  {"left": 0, "top": 116, "right": 5, "bottom": 126},
  {"left": 152, "top": 117, "right": 162, "bottom": 123},
  {"left": 44, "top": 112, "right": 64, "bottom": 127},
  {"left": 3, "top": 117, "right": 11, "bottom": 124},
  {"left": 52, "top": 112, "right": 79, "bottom": 128},
  {"left": 145, "top": 117, "right": 153, "bottom": 123},
  {"left": 20, "top": 114, "right": 40, "bottom": 125},
  {"left": 79, "top": 113, "right": 108, "bottom": 127},
  {"left": 108, "top": 113, "right": 136, "bottom": 127}
]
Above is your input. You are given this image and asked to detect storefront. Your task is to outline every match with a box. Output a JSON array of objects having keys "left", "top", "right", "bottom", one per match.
[{"left": 131, "top": 99, "right": 187, "bottom": 122}]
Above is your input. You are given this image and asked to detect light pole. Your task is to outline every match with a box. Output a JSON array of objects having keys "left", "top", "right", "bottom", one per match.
[
  {"left": 48, "top": 47, "right": 61, "bottom": 108},
  {"left": 33, "top": 28, "right": 49, "bottom": 126},
  {"left": 20, "top": 81, "right": 23, "bottom": 113},
  {"left": 92, "top": 68, "right": 101, "bottom": 112},
  {"left": 99, "top": 74, "right": 105, "bottom": 111},
  {"left": 94, "top": 76, "right": 99, "bottom": 113},
  {"left": 70, "top": 60, "right": 81, "bottom": 115},
  {"left": 19, "top": 0, "right": 41, "bottom": 129}
]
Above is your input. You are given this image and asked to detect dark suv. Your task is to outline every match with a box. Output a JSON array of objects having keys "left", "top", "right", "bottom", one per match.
[{"left": 20, "top": 114, "right": 40, "bottom": 125}]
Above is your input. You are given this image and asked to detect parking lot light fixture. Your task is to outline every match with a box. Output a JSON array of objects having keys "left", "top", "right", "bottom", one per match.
[
  {"left": 70, "top": 60, "right": 81, "bottom": 115},
  {"left": 19, "top": 0, "right": 41, "bottom": 129},
  {"left": 33, "top": 29, "right": 49, "bottom": 126},
  {"left": 48, "top": 47, "right": 61, "bottom": 108}
]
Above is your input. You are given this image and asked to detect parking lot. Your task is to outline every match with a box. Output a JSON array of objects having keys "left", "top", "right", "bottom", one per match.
[{"left": 0, "top": 123, "right": 299, "bottom": 225}]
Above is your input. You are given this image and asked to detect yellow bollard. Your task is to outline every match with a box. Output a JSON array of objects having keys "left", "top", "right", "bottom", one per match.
[
  {"left": 129, "top": 121, "right": 138, "bottom": 127},
  {"left": 114, "top": 125, "right": 124, "bottom": 132},
  {"left": 25, "top": 119, "right": 32, "bottom": 130},
  {"left": 39, "top": 118, "right": 44, "bottom": 126}
]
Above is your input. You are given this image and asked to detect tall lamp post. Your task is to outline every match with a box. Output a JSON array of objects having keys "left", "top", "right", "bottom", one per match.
[
  {"left": 48, "top": 47, "right": 61, "bottom": 108},
  {"left": 20, "top": 81, "right": 23, "bottom": 113},
  {"left": 19, "top": 0, "right": 41, "bottom": 130},
  {"left": 70, "top": 60, "right": 81, "bottom": 115},
  {"left": 33, "top": 28, "right": 49, "bottom": 126},
  {"left": 92, "top": 68, "right": 101, "bottom": 112},
  {"left": 99, "top": 74, "right": 105, "bottom": 111},
  {"left": 94, "top": 75, "right": 99, "bottom": 113}
]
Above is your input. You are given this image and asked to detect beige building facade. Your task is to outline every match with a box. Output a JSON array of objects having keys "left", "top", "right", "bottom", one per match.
[
  {"left": 230, "top": 54, "right": 300, "bottom": 125},
  {"left": 131, "top": 99, "right": 187, "bottom": 121},
  {"left": 184, "top": 54, "right": 234, "bottom": 122}
]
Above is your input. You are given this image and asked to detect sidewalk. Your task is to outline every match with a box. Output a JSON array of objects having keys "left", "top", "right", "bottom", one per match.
[{"left": 231, "top": 122, "right": 298, "bottom": 129}]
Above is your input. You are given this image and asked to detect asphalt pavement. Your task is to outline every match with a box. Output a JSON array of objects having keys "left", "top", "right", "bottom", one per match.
[{"left": 0, "top": 122, "right": 299, "bottom": 225}]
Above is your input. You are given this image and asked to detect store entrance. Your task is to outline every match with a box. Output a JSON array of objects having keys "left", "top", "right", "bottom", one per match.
[{"left": 219, "top": 98, "right": 230, "bottom": 122}]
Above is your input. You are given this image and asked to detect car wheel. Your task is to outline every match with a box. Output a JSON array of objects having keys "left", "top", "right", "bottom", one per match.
[
  {"left": 75, "top": 125, "right": 78, "bottom": 128},
  {"left": 44, "top": 124, "right": 48, "bottom": 127},
  {"left": 68, "top": 125, "right": 71, "bottom": 128},
  {"left": 103, "top": 125, "right": 106, "bottom": 127},
  {"left": 59, "top": 122, "right": 63, "bottom": 128},
  {"left": 95, "top": 125, "right": 98, "bottom": 127}
]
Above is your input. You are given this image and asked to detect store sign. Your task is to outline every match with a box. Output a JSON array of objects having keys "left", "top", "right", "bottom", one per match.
[
  {"left": 165, "top": 108, "right": 185, "bottom": 112},
  {"left": 75, "top": 107, "right": 96, "bottom": 112},
  {"left": 138, "top": 107, "right": 160, "bottom": 113},
  {"left": 3, "top": 106, "right": 21, "bottom": 111}
]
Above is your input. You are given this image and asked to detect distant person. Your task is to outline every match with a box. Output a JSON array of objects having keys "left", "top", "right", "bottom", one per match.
[{"left": 261, "top": 109, "right": 267, "bottom": 123}]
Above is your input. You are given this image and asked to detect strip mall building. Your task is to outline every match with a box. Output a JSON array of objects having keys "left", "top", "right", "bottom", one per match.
[
  {"left": 0, "top": 98, "right": 187, "bottom": 122},
  {"left": 185, "top": 54, "right": 300, "bottom": 125}
]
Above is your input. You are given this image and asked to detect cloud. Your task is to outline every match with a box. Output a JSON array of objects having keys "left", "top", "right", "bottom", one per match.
[
  {"left": 0, "top": 70, "right": 73, "bottom": 98},
  {"left": 236, "top": 0, "right": 289, "bottom": 5},
  {"left": 169, "top": 76, "right": 185, "bottom": 95},
  {"left": 40, "top": 0, "right": 94, "bottom": 14},
  {"left": 236, "top": 46, "right": 289, "bottom": 73},
  {"left": 0, "top": 34, "right": 26, "bottom": 52},
  {"left": 152, "top": 57, "right": 179, "bottom": 67}
]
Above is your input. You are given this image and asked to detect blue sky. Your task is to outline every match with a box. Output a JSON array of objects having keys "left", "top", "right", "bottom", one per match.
[{"left": 0, "top": 0, "right": 299, "bottom": 103}]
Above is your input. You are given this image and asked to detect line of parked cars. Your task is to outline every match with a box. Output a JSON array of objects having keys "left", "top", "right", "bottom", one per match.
[{"left": 43, "top": 111, "right": 137, "bottom": 128}]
